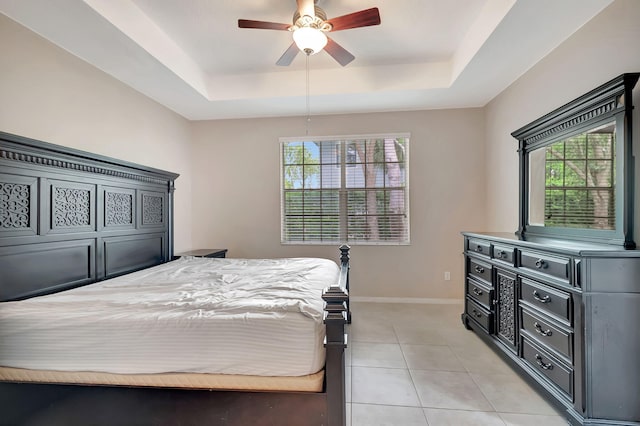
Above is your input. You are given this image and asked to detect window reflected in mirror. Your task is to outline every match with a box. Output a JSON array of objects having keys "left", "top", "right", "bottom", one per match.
[{"left": 528, "top": 122, "right": 615, "bottom": 230}]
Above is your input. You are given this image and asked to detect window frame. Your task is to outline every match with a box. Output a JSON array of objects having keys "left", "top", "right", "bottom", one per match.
[{"left": 280, "top": 133, "right": 410, "bottom": 246}]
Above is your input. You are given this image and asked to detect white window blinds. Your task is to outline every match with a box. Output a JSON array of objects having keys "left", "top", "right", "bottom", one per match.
[{"left": 281, "top": 135, "right": 410, "bottom": 244}]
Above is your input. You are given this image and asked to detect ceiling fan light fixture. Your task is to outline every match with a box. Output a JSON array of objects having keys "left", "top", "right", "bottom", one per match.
[{"left": 293, "top": 27, "right": 327, "bottom": 55}]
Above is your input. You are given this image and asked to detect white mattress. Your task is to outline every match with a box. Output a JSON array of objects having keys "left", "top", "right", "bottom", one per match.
[{"left": 0, "top": 256, "right": 339, "bottom": 377}]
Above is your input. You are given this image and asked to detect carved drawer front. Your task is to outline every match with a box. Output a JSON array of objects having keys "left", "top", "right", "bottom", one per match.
[
  {"left": 522, "top": 337, "right": 573, "bottom": 399},
  {"left": 521, "top": 307, "right": 572, "bottom": 361},
  {"left": 520, "top": 278, "right": 571, "bottom": 324},
  {"left": 492, "top": 244, "right": 514, "bottom": 265},
  {"left": 466, "top": 299, "right": 493, "bottom": 333},
  {"left": 496, "top": 270, "right": 517, "bottom": 351},
  {"left": 467, "top": 238, "right": 490, "bottom": 258},
  {"left": 466, "top": 277, "right": 492, "bottom": 309},
  {"left": 519, "top": 250, "right": 570, "bottom": 282},
  {"left": 468, "top": 258, "right": 492, "bottom": 285}
]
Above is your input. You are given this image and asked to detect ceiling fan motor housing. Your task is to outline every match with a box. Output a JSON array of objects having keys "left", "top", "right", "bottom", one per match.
[{"left": 292, "top": 6, "right": 331, "bottom": 31}]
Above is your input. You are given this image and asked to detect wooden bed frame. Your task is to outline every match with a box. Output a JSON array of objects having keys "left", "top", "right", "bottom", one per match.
[{"left": 0, "top": 131, "right": 350, "bottom": 426}]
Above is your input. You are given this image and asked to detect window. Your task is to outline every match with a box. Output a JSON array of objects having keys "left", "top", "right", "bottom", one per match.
[{"left": 281, "top": 134, "right": 410, "bottom": 244}]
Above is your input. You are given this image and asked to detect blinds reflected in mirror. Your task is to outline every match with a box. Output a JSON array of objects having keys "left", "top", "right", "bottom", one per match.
[{"left": 529, "top": 122, "right": 615, "bottom": 230}]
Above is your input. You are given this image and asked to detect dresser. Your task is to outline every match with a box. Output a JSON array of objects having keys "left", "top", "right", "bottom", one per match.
[{"left": 462, "top": 232, "right": 640, "bottom": 425}]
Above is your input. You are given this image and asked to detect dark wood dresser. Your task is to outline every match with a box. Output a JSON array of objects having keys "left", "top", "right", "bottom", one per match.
[{"left": 461, "top": 231, "right": 640, "bottom": 425}]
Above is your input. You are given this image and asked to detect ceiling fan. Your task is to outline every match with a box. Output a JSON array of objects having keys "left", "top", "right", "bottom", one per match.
[{"left": 238, "top": 0, "right": 381, "bottom": 67}]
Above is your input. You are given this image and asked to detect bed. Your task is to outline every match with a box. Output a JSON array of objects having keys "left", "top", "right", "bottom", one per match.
[{"left": 0, "top": 131, "right": 350, "bottom": 426}]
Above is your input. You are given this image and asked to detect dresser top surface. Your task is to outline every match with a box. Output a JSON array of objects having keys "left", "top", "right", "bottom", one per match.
[{"left": 462, "top": 231, "right": 640, "bottom": 257}]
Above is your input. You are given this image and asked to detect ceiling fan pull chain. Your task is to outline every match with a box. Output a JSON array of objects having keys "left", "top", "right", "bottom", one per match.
[{"left": 306, "top": 53, "right": 311, "bottom": 136}]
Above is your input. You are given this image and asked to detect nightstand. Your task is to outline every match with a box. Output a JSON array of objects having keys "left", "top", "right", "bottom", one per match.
[{"left": 175, "top": 249, "right": 227, "bottom": 258}]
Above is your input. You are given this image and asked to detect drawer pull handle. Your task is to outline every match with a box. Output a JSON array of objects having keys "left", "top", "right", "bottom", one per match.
[
  {"left": 472, "top": 288, "right": 483, "bottom": 296},
  {"left": 474, "top": 265, "right": 485, "bottom": 274},
  {"left": 535, "top": 354, "right": 554, "bottom": 370},
  {"left": 496, "top": 250, "right": 505, "bottom": 259},
  {"left": 532, "top": 290, "right": 551, "bottom": 304},
  {"left": 475, "top": 246, "right": 483, "bottom": 253},
  {"left": 535, "top": 259, "right": 546, "bottom": 269},
  {"left": 534, "top": 322, "right": 553, "bottom": 337},
  {"left": 471, "top": 309, "right": 483, "bottom": 319}
]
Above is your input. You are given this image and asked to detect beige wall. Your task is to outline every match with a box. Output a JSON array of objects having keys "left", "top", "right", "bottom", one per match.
[
  {"left": 485, "top": 0, "right": 640, "bottom": 240},
  {"left": 0, "top": 14, "right": 193, "bottom": 252},
  {"left": 191, "top": 109, "right": 487, "bottom": 299}
]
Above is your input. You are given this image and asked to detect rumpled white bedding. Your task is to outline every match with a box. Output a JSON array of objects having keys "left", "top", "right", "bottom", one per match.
[{"left": 0, "top": 256, "right": 339, "bottom": 377}]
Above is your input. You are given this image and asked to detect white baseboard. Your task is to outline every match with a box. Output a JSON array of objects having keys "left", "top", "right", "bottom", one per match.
[{"left": 350, "top": 296, "right": 463, "bottom": 305}]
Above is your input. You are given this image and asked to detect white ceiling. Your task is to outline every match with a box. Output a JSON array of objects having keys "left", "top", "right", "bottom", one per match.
[{"left": 0, "top": 0, "right": 614, "bottom": 120}]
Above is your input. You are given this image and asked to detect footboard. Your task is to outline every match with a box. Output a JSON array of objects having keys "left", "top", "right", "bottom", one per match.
[{"left": 322, "top": 244, "right": 350, "bottom": 426}]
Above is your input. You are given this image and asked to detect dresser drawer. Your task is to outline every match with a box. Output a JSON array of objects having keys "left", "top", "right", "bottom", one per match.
[
  {"left": 466, "top": 299, "right": 493, "bottom": 333},
  {"left": 468, "top": 258, "right": 492, "bottom": 285},
  {"left": 520, "top": 278, "right": 572, "bottom": 324},
  {"left": 519, "top": 250, "right": 570, "bottom": 282},
  {"left": 466, "top": 277, "right": 492, "bottom": 309},
  {"left": 522, "top": 337, "right": 573, "bottom": 399},
  {"left": 492, "top": 244, "right": 514, "bottom": 264},
  {"left": 521, "top": 307, "right": 572, "bottom": 361},
  {"left": 467, "top": 238, "right": 490, "bottom": 258}
]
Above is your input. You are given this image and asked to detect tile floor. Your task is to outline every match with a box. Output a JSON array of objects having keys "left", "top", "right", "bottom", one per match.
[{"left": 345, "top": 301, "right": 569, "bottom": 426}]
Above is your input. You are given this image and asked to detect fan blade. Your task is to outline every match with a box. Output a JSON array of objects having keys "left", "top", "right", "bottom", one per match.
[
  {"left": 327, "top": 7, "right": 381, "bottom": 32},
  {"left": 238, "top": 19, "right": 290, "bottom": 31},
  {"left": 276, "top": 43, "right": 300, "bottom": 66},
  {"left": 296, "top": 0, "right": 315, "bottom": 17},
  {"left": 324, "top": 37, "right": 355, "bottom": 66}
]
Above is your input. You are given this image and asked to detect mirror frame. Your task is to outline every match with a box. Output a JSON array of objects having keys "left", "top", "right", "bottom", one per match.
[{"left": 512, "top": 73, "right": 639, "bottom": 248}]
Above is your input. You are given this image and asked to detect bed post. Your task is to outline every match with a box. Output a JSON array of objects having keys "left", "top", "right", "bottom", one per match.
[
  {"left": 322, "top": 245, "right": 350, "bottom": 426},
  {"left": 339, "top": 244, "right": 352, "bottom": 324},
  {"left": 167, "top": 179, "right": 176, "bottom": 260}
]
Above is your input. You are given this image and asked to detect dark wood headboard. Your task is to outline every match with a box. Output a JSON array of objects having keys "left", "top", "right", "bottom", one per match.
[{"left": 0, "top": 131, "right": 179, "bottom": 301}]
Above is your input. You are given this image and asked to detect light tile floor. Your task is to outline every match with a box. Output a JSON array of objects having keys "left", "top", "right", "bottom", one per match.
[{"left": 345, "top": 301, "right": 569, "bottom": 426}]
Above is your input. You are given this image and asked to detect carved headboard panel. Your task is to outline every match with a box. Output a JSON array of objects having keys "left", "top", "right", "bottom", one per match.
[{"left": 0, "top": 132, "right": 179, "bottom": 301}]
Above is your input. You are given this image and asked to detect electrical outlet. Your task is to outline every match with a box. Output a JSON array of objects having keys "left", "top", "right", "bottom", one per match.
[{"left": 444, "top": 271, "right": 451, "bottom": 281}]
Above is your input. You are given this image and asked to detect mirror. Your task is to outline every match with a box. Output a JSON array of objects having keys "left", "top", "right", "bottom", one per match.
[{"left": 512, "top": 73, "right": 639, "bottom": 248}]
